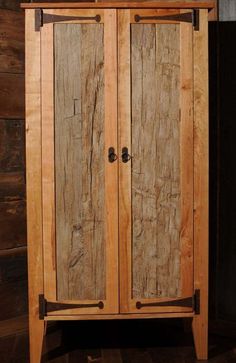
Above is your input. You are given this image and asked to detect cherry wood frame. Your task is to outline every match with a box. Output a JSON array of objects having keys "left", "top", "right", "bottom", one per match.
[
  {"left": 22, "top": 1, "right": 215, "bottom": 9},
  {"left": 24, "top": 3, "right": 211, "bottom": 362}
]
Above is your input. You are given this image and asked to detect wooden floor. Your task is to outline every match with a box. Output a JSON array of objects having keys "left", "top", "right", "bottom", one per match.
[{"left": 0, "top": 317, "right": 236, "bottom": 363}]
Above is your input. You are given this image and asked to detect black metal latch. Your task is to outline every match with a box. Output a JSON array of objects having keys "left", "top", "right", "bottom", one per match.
[
  {"left": 136, "top": 289, "right": 200, "bottom": 314},
  {"left": 108, "top": 147, "right": 118, "bottom": 163},
  {"left": 39, "top": 295, "right": 104, "bottom": 320},
  {"left": 122, "top": 147, "right": 132, "bottom": 163}
]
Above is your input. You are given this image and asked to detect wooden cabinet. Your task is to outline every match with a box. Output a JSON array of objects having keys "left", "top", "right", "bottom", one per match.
[{"left": 22, "top": 1, "right": 214, "bottom": 362}]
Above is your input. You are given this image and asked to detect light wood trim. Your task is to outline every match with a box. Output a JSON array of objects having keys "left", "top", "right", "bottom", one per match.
[
  {"left": 41, "top": 23, "right": 56, "bottom": 301},
  {"left": 192, "top": 9, "right": 209, "bottom": 360},
  {"left": 21, "top": 2, "right": 215, "bottom": 10},
  {"left": 118, "top": 9, "right": 131, "bottom": 314},
  {"left": 208, "top": 0, "right": 217, "bottom": 21},
  {"left": 25, "top": 8, "right": 44, "bottom": 363},
  {"left": 179, "top": 16, "right": 193, "bottom": 297},
  {"left": 104, "top": 9, "right": 119, "bottom": 313},
  {"left": 45, "top": 312, "right": 195, "bottom": 320}
]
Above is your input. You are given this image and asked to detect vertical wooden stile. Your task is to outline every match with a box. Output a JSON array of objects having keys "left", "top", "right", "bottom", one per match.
[
  {"left": 25, "top": 9, "right": 45, "bottom": 363},
  {"left": 179, "top": 15, "right": 194, "bottom": 298},
  {"left": 118, "top": 9, "right": 132, "bottom": 313},
  {"left": 192, "top": 9, "right": 209, "bottom": 360},
  {"left": 104, "top": 9, "right": 119, "bottom": 313},
  {"left": 41, "top": 23, "right": 56, "bottom": 301}
]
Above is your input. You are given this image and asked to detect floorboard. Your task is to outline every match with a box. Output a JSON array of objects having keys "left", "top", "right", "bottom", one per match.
[{"left": 0, "top": 317, "right": 236, "bottom": 362}]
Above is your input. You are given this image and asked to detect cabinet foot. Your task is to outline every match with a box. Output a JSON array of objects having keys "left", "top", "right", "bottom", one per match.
[
  {"left": 192, "top": 314, "right": 208, "bottom": 360},
  {"left": 29, "top": 318, "right": 45, "bottom": 363}
]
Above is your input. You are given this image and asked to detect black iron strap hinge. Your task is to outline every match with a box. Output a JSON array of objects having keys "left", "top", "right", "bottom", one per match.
[
  {"left": 35, "top": 9, "right": 101, "bottom": 31},
  {"left": 136, "top": 289, "right": 200, "bottom": 314},
  {"left": 39, "top": 294, "right": 104, "bottom": 320},
  {"left": 134, "top": 9, "right": 199, "bottom": 30}
]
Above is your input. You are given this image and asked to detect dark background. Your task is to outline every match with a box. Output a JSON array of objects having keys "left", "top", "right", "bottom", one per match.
[{"left": 0, "top": 0, "right": 236, "bottom": 361}]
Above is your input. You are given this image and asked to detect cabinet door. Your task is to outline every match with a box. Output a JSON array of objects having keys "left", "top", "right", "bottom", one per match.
[
  {"left": 118, "top": 9, "right": 194, "bottom": 313},
  {"left": 41, "top": 9, "right": 118, "bottom": 315}
]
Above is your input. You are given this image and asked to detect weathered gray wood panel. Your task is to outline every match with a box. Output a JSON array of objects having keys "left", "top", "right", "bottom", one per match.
[
  {"left": 219, "top": 0, "right": 236, "bottom": 21},
  {"left": 55, "top": 24, "right": 105, "bottom": 300},
  {"left": 131, "top": 24, "right": 181, "bottom": 299}
]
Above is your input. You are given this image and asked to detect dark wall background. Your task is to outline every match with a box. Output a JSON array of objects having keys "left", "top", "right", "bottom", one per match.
[
  {"left": 0, "top": 0, "right": 28, "bottom": 322},
  {"left": 216, "top": 21, "right": 236, "bottom": 322},
  {"left": 0, "top": 0, "right": 236, "bottom": 330}
]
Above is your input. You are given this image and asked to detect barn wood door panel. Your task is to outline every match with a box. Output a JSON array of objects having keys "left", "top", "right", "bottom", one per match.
[
  {"left": 118, "top": 9, "right": 194, "bottom": 313},
  {"left": 41, "top": 9, "right": 118, "bottom": 315}
]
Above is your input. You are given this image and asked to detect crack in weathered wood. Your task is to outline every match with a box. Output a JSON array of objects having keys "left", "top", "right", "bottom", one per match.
[{"left": 55, "top": 24, "right": 105, "bottom": 301}]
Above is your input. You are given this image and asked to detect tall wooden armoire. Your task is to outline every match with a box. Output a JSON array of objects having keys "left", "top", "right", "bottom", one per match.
[{"left": 22, "top": 1, "right": 214, "bottom": 362}]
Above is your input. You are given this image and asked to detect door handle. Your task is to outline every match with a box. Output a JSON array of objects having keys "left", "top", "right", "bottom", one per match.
[
  {"left": 122, "top": 147, "right": 132, "bottom": 163},
  {"left": 108, "top": 147, "right": 117, "bottom": 163}
]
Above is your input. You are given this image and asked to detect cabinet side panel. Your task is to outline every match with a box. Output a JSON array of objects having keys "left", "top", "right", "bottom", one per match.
[
  {"left": 131, "top": 24, "right": 181, "bottom": 299},
  {"left": 55, "top": 24, "right": 106, "bottom": 300}
]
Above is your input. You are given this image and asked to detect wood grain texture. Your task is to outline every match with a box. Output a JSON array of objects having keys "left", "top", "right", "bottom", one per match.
[
  {"left": 219, "top": 0, "right": 236, "bottom": 21},
  {"left": 0, "top": 125, "right": 26, "bottom": 251},
  {"left": 25, "top": 8, "right": 45, "bottom": 363},
  {"left": 192, "top": 9, "right": 209, "bottom": 360},
  {"left": 118, "top": 9, "right": 132, "bottom": 313},
  {"left": 41, "top": 23, "right": 57, "bottom": 301},
  {"left": 208, "top": 0, "right": 217, "bottom": 20},
  {"left": 0, "top": 315, "right": 28, "bottom": 337},
  {"left": 21, "top": 1, "right": 216, "bottom": 9},
  {"left": 0, "top": 254, "right": 28, "bottom": 320},
  {"left": 0, "top": 280, "right": 27, "bottom": 321},
  {"left": 41, "top": 10, "right": 118, "bottom": 314},
  {"left": 0, "top": 9, "right": 24, "bottom": 73},
  {"left": 0, "top": 0, "right": 29, "bottom": 11},
  {"left": 45, "top": 311, "right": 194, "bottom": 320},
  {"left": 118, "top": 10, "right": 193, "bottom": 313},
  {"left": 103, "top": 9, "right": 119, "bottom": 313},
  {"left": 55, "top": 23, "right": 105, "bottom": 301},
  {"left": 0, "top": 73, "right": 24, "bottom": 119},
  {"left": 0, "top": 200, "right": 26, "bottom": 250},
  {"left": 0, "top": 120, "right": 25, "bottom": 173},
  {"left": 131, "top": 23, "right": 181, "bottom": 299},
  {"left": 102, "top": 349, "right": 123, "bottom": 363},
  {"left": 179, "top": 19, "right": 193, "bottom": 298},
  {"left": 0, "top": 172, "right": 25, "bottom": 202}
]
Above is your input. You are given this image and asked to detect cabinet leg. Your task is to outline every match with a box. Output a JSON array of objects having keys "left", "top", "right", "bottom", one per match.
[
  {"left": 192, "top": 314, "right": 208, "bottom": 360},
  {"left": 29, "top": 316, "right": 45, "bottom": 363}
]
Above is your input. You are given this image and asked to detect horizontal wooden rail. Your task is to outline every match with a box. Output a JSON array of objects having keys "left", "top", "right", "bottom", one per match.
[{"left": 21, "top": 1, "right": 215, "bottom": 9}]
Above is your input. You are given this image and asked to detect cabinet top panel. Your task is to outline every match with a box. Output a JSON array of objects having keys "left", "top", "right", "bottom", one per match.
[{"left": 21, "top": 1, "right": 215, "bottom": 10}]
